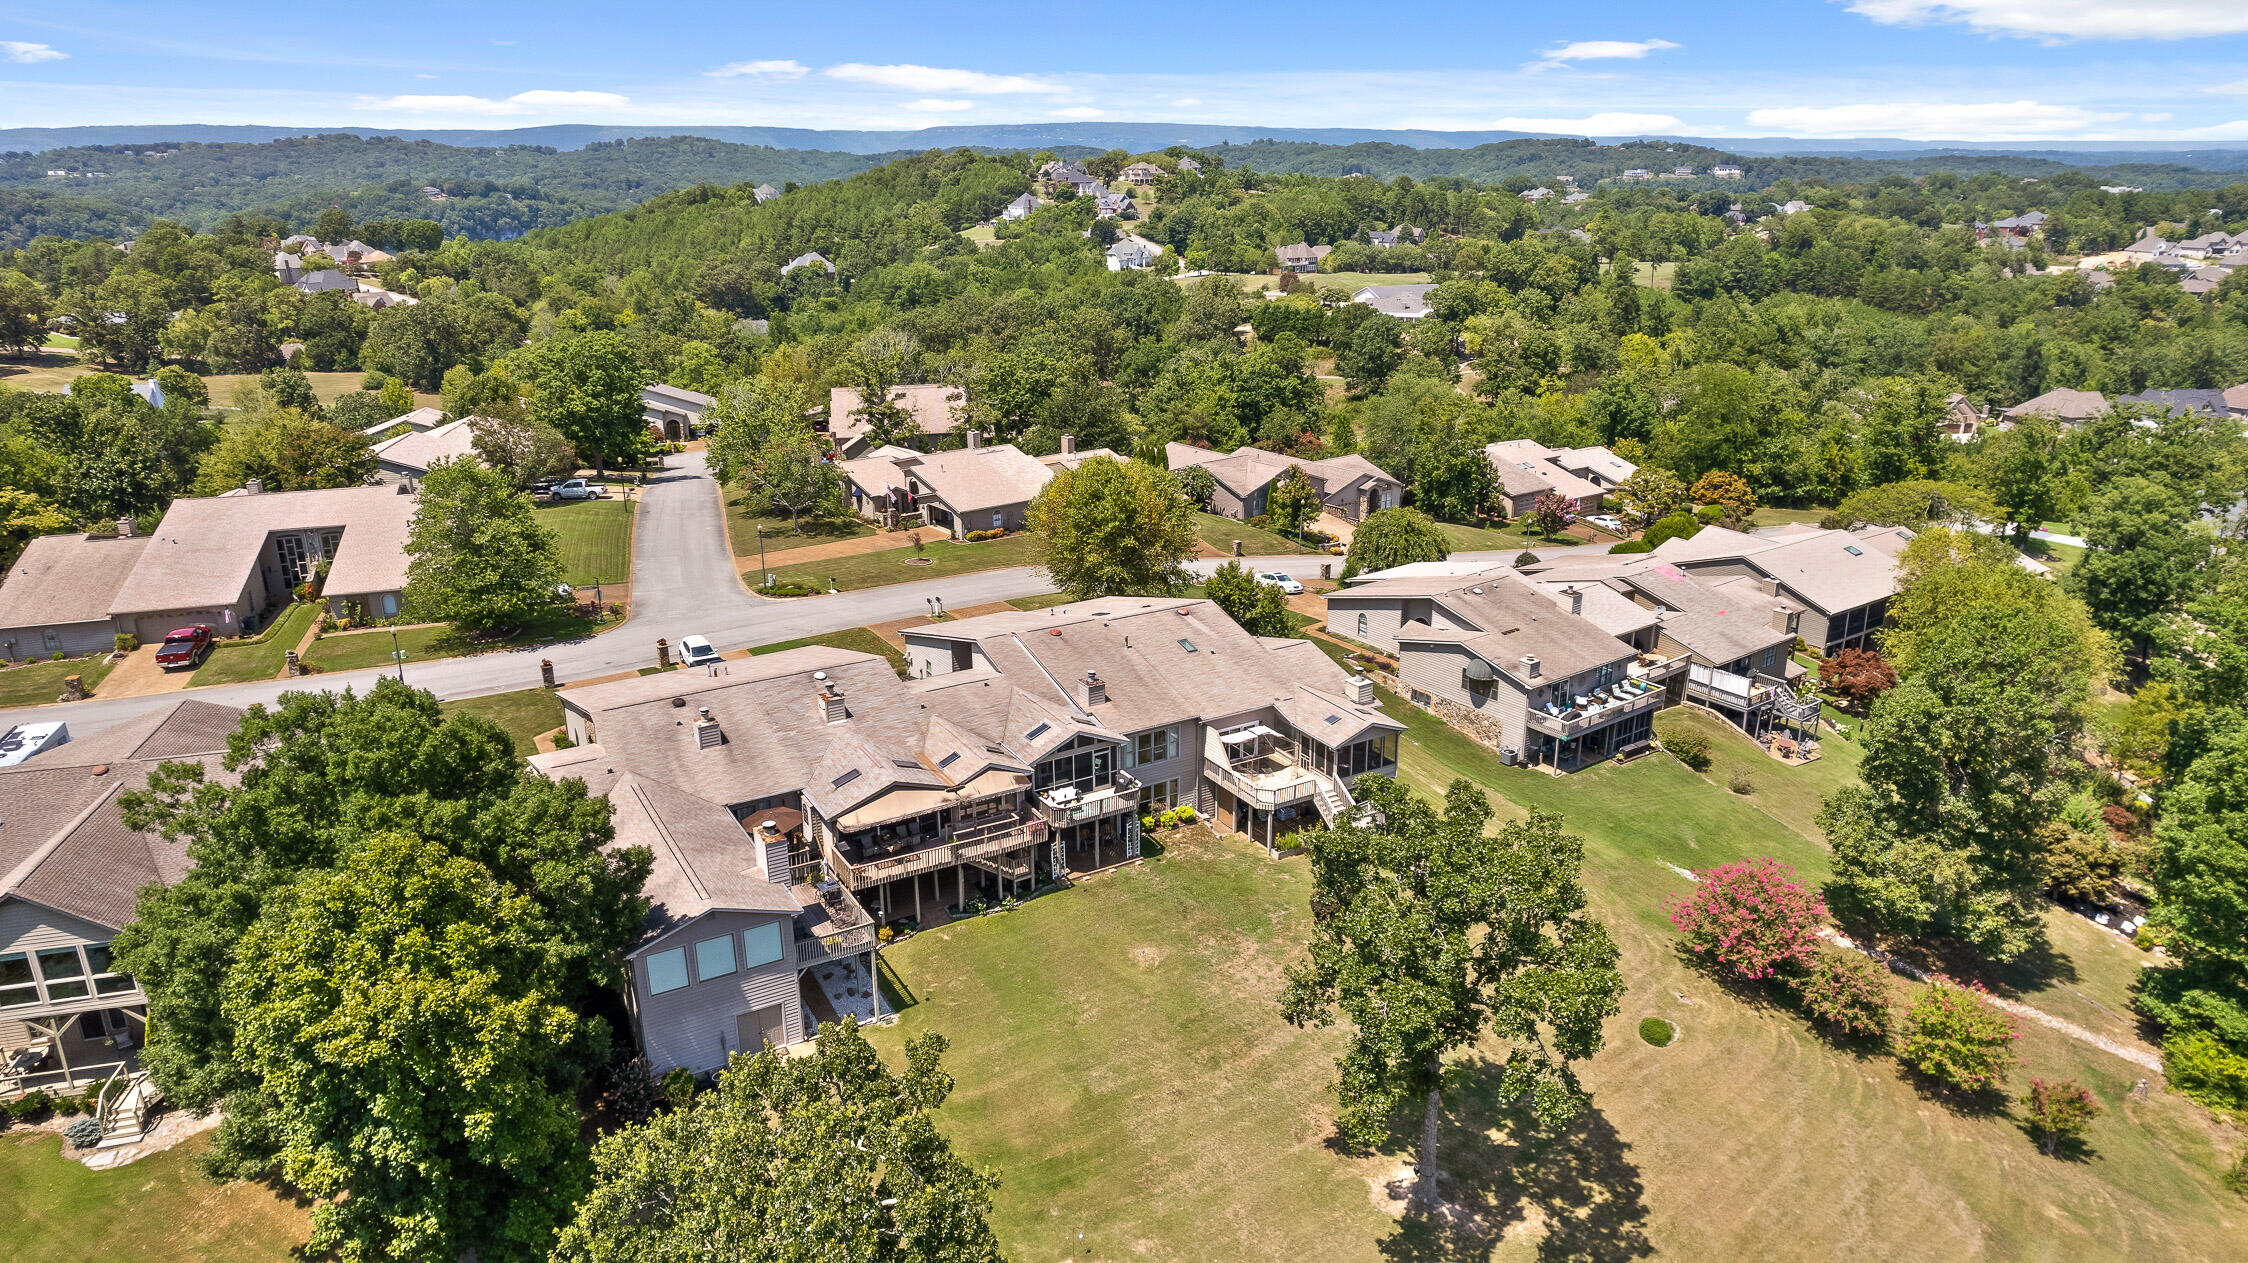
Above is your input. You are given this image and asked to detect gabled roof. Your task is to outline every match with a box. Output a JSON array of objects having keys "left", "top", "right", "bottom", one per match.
[
  {"left": 828, "top": 384, "right": 965, "bottom": 445},
  {"left": 371, "top": 418, "right": 477, "bottom": 476},
  {"left": 904, "top": 444, "right": 1055, "bottom": 514},
  {"left": 2002, "top": 388, "right": 2110, "bottom": 422},
  {"left": 0, "top": 699, "right": 243, "bottom": 930},
  {"left": 1352, "top": 284, "right": 1435, "bottom": 318},
  {"left": 781, "top": 251, "right": 834, "bottom": 275},
  {"left": 1484, "top": 440, "right": 1605, "bottom": 502},
  {"left": 608, "top": 773, "right": 796, "bottom": 950},
  {"left": 110, "top": 484, "right": 418, "bottom": 612},
  {"left": 644, "top": 383, "right": 715, "bottom": 410},
  {"left": 0, "top": 533, "right": 151, "bottom": 628}
]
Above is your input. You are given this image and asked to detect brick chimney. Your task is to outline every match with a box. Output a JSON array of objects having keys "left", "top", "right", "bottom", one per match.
[
  {"left": 115, "top": 518, "right": 134, "bottom": 538},
  {"left": 1078, "top": 670, "right": 1107, "bottom": 707},
  {"left": 692, "top": 706, "right": 723, "bottom": 749},
  {"left": 1060, "top": 434, "right": 1077, "bottom": 455},
  {"left": 1561, "top": 585, "right": 1583, "bottom": 616},
  {"left": 1520, "top": 654, "right": 1541, "bottom": 679}
]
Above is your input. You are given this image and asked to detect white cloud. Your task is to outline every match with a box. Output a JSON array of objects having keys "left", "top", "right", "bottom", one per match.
[
  {"left": 1489, "top": 111, "right": 1683, "bottom": 134},
  {"left": 414, "top": 73, "right": 438, "bottom": 80},
  {"left": 1171, "top": 97, "right": 1203, "bottom": 107},
  {"left": 903, "top": 98, "right": 974, "bottom": 112},
  {"left": 1844, "top": 1, "right": 2248, "bottom": 41},
  {"left": 2208, "top": 80, "right": 2248, "bottom": 96},
  {"left": 1746, "top": 99, "right": 2125, "bottom": 139},
  {"left": 824, "top": 62, "right": 1063, "bottom": 95},
  {"left": 706, "top": 59, "right": 806, "bottom": 79},
  {"left": 1051, "top": 105, "right": 1104, "bottom": 119},
  {"left": 1, "top": 41, "right": 66, "bottom": 63},
  {"left": 1530, "top": 38, "right": 1678, "bottom": 69},
  {"left": 360, "top": 89, "right": 629, "bottom": 115}
]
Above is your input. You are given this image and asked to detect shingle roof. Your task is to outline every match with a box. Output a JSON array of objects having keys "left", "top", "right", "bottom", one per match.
[
  {"left": 1485, "top": 440, "right": 1605, "bottom": 502},
  {"left": 644, "top": 383, "right": 715, "bottom": 410},
  {"left": 829, "top": 384, "right": 966, "bottom": 445},
  {"left": 608, "top": 772, "right": 797, "bottom": 949},
  {"left": 371, "top": 418, "right": 478, "bottom": 476},
  {"left": 1353, "top": 284, "right": 1436, "bottom": 318},
  {"left": 110, "top": 484, "right": 417, "bottom": 613},
  {"left": 0, "top": 699, "right": 242, "bottom": 930},
  {"left": 904, "top": 445, "right": 1055, "bottom": 514},
  {"left": 1389, "top": 575, "right": 1635, "bottom": 685},
  {"left": 2003, "top": 388, "right": 2110, "bottom": 422},
  {"left": 0, "top": 533, "right": 151, "bottom": 628}
]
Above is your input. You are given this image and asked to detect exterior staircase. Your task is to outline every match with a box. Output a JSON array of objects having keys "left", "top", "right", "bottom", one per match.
[
  {"left": 1312, "top": 774, "right": 1354, "bottom": 827},
  {"left": 93, "top": 1068, "right": 157, "bottom": 1148},
  {"left": 1763, "top": 677, "right": 1823, "bottom": 725}
]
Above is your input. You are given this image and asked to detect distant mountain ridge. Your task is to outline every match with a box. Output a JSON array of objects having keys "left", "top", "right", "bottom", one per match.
[{"left": 5, "top": 122, "right": 2248, "bottom": 167}]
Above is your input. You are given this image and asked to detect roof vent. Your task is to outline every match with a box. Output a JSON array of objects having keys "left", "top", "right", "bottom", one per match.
[
  {"left": 115, "top": 518, "right": 135, "bottom": 539},
  {"left": 818, "top": 685, "right": 847, "bottom": 724},
  {"left": 1078, "top": 671, "right": 1107, "bottom": 707},
  {"left": 1521, "top": 654, "right": 1541, "bottom": 679},
  {"left": 671, "top": 697, "right": 686, "bottom": 708},
  {"left": 692, "top": 712, "right": 723, "bottom": 749}
]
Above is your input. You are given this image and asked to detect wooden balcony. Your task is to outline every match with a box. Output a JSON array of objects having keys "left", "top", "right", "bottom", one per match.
[{"left": 820, "top": 811, "right": 1042, "bottom": 890}]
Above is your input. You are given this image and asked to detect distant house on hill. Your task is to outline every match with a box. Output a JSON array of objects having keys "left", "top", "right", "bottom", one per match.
[
  {"left": 1000, "top": 192, "right": 1041, "bottom": 220},
  {"left": 1712, "top": 164, "right": 1743, "bottom": 179},
  {"left": 292, "top": 269, "right": 359, "bottom": 295},
  {"left": 1276, "top": 242, "right": 1331, "bottom": 273},
  {"left": 1352, "top": 284, "right": 1436, "bottom": 319},
  {"left": 1176, "top": 156, "right": 1201, "bottom": 174},
  {"left": 781, "top": 251, "right": 835, "bottom": 277},
  {"left": 753, "top": 183, "right": 780, "bottom": 203},
  {"left": 1119, "top": 161, "right": 1165, "bottom": 187},
  {"left": 1106, "top": 234, "right": 1163, "bottom": 272},
  {"left": 2002, "top": 388, "right": 2110, "bottom": 426}
]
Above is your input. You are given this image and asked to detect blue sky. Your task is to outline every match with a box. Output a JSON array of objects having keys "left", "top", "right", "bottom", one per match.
[{"left": 5, "top": 1, "right": 2248, "bottom": 140}]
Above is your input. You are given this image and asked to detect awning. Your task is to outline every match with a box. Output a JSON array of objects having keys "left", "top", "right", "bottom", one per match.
[
  {"left": 952, "top": 767, "right": 1031, "bottom": 799},
  {"left": 835, "top": 787, "right": 956, "bottom": 832},
  {"left": 1220, "top": 724, "right": 1280, "bottom": 745}
]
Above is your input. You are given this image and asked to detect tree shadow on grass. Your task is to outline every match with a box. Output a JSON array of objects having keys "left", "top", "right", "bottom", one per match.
[
  {"left": 1376, "top": 1061, "right": 1655, "bottom": 1263},
  {"left": 875, "top": 955, "right": 919, "bottom": 1012}
]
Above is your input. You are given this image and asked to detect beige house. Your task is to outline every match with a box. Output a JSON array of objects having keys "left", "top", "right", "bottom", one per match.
[
  {"left": 0, "top": 483, "right": 417, "bottom": 658},
  {"left": 1165, "top": 443, "right": 1403, "bottom": 522},
  {"left": 371, "top": 417, "right": 478, "bottom": 482},
  {"left": 838, "top": 435, "right": 1070, "bottom": 537},
  {"left": 1, "top": 700, "right": 243, "bottom": 1140},
  {"left": 1484, "top": 439, "right": 1615, "bottom": 515},
  {"left": 827, "top": 384, "right": 968, "bottom": 456},
  {"left": 642, "top": 384, "right": 715, "bottom": 441}
]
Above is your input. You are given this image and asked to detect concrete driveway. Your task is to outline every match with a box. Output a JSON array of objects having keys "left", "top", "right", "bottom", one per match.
[
  {"left": 93, "top": 644, "right": 196, "bottom": 700},
  {"left": 0, "top": 446, "right": 1521, "bottom": 739}
]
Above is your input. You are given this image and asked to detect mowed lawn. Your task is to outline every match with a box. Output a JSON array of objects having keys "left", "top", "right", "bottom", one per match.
[
  {"left": 0, "top": 656, "right": 114, "bottom": 707},
  {"left": 302, "top": 608, "right": 602, "bottom": 672},
  {"left": 189, "top": 601, "right": 320, "bottom": 687},
  {"left": 747, "top": 627, "right": 908, "bottom": 676},
  {"left": 200, "top": 371, "right": 440, "bottom": 409},
  {"left": 1193, "top": 511, "right": 1317, "bottom": 557},
  {"left": 535, "top": 497, "right": 635, "bottom": 586},
  {"left": 1, "top": 1132, "right": 310, "bottom": 1263},
  {"left": 724, "top": 491, "right": 873, "bottom": 559},
  {"left": 869, "top": 691, "right": 2243, "bottom": 1262},
  {"left": 440, "top": 687, "right": 565, "bottom": 751},
  {"left": 766, "top": 532, "right": 1044, "bottom": 592}
]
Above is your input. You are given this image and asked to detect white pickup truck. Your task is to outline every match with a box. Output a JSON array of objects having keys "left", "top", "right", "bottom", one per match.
[{"left": 549, "top": 479, "right": 599, "bottom": 501}]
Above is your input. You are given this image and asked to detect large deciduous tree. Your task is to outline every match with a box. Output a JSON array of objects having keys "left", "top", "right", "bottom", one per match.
[
  {"left": 404, "top": 458, "right": 568, "bottom": 631},
  {"left": 1612, "top": 467, "right": 1689, "bottom": 527},
  {"left": 2070, "top": 475, "right": 2209, "bottom": 660},
  {"left": 1205, "top": 559, "right": 1294, "bottom": 637},
  {"left": 228, "top": 831, "right": 592, "bottom": 1263},
  {"left": 524, "top": 330, "right": 649, "bottom": 474},
  {"left": 1264, "top": 463, "right": 1318, "bottom": 537},
  {"left": 1280, "top": 779, "right": 1622, "bottom": 1206},
  {"left": 1341, "top": 506, "right": 1449, "bottom": 580},
  {"left": 1029, "top": 457, "right": 1199, "bottom": 598},
  {"left": 553, "top": 1020, "right": 1004, "bottom": 1263},
  {"left": 113, "top": 679, "right": 649, "bottom": 1116}
]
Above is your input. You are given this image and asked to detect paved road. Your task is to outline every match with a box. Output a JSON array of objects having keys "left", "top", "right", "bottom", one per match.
[{"left": 0, "top": 454, "right": 1393, "bottom": 738}]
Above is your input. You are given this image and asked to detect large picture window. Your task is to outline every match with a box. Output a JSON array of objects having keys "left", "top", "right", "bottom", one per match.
[
  {"left": 743, "top": 921, "right": 785, "bottom": 969},
  {"left": 0, "top": 952, "right": 35, "bottom": 1008},
  {"left": 1129, "top": 726, "right": 1179, "bottom": 768},
  {"left": 695, "top": 935, "right": 737, "bottom": 980},
  {"left": 646, "top": 948, "right": 688, "bottom": 995}
]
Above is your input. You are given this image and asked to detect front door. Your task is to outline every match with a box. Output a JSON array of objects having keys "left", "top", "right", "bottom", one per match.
[{"left": 736, "top": 1004, "right": 786, "bottom": 1053}]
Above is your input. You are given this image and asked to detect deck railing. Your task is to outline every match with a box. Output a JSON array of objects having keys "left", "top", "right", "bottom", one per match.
[{"left": 821, "top": 813, "right": 1041, "bottom": 889}]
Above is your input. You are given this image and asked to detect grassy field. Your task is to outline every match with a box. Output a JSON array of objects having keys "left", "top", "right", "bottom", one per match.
[
  {"left": 441, "top": 687, "right": 565, "bottom": 751},
  {"left": 725, "top": 491, "right": 874, "bottom": 559},
  {"left": 1193, "top": 511, "right": 1319, "bottom": 557},
  {"left": 2026, "top": 538, "right": 2086, "bottom": 576},
  {"left": 1433, "top": 518, "right": 1587, "bottom": 552},
  {"left": 535, "top": 497, "right": 636, "bottom": 586},
  {"left": 766, "top": 532, "right": 1044, "bottom": 593},
  {"left": 1750, "top": 505, "right": 1834, "bottom": 528},
  {"left": 748, "top": 626, "right": 909, "bottom": 676},
  {"left": 1006, "top": 591, "right": 1076, "bottom": 611},
  {"left": 302, "top": 609, "right": 602, "bottom": 673},
  {"left": 1, "top": 1131, "right": 309, "bottom": 1263},
  {"left": 200, "top": 371, "right": 439, "bottom": 409},
  {"left": 189, "top": 602, "right": 321, "bottom": 687},
  {"left": 959, "top": 222, "right": 999, "bottom": 248},
  {"left": 868, "top": 690, "right": 2242, "bottom": 1262},
  {"left": 0, "top": 351, "right": 97, "bottom": 393},
  {"left": 0, "top": 656, "right": 114, "bottom": 707}
]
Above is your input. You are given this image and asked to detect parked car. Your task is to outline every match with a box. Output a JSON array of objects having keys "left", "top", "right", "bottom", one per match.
[
  {"left": 154, "top": 625, "right": 214, "bottom": 670},
  {"left": 1585, "top": 514, "right": 1628, "bottom": 535},
  {"left": 677, "top": 634, "right": 721, "bottom": 667},
  {"left": 1254, "top": 570, "right": 1304, "bottom": 595},
  {"left": 550, "top": 479, "right": 598, "bottom": 501}
]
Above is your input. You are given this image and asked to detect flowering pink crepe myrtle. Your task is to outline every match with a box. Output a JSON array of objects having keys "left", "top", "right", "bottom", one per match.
[{"left": 1665, "top": 857, "right": 1828, "bottom": 980}]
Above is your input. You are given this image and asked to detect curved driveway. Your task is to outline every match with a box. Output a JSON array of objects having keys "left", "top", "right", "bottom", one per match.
[{"left": 0, "top": 453, "right": 1497, "bottom": 737}]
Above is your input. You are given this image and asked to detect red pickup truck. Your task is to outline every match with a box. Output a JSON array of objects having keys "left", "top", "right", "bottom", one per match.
[{"left": 154, "top": 625, "right": 214, "bottom": 670}]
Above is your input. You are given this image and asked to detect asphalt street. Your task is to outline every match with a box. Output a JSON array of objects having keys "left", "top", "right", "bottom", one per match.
[{"left": 1, "top": 452, "right": 1418, "bottom": 738}]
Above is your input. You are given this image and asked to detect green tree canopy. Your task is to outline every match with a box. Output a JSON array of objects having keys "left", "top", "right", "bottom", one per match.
[
  {"left": 1205, "top": 559, "right": 1295, "bottom": 637},
  {"left": 1029, "top": 457, "right": 1199, "bottom": 598},
  {"left": 524, "top": 329, "right": 649, "bottom": 473},
  {"left": 228, "top": 831, "right": 591, "bottom": 1263},
  {"left": 404, "top": 457, "right": 568, "bottom": 631},
  {"left": 554, "top": 1020, "right": 1004, "bottom": 1263},
  {"left": 1280, "top": 778, "right": 1623, "bottom": 1206},
  {"left": 1341, "top": 506, "right": 1450, "bottom": 580}
]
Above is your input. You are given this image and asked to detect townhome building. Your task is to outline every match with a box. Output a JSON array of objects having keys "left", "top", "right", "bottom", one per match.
[
  {"left": 1484, "top": 439, "right": 1620, "bottom": 515},
  {"left": 643, "top": 383, "right": 716, "bottom": 440},
  {"left": 1165, "top": 443, "right": 1404, "bottom": 522},
  {"left": 827, "top": 384, "right": 969, "bottom": 456},
  {"left": 530, "top": 603, "right": 1400, "bottom": 1071},
  {"left": 838, "top": 433, "right": 1068, "bottom": 536},
  {"left": 1, "top": 699, "right": 243, "bottom": 1140}
]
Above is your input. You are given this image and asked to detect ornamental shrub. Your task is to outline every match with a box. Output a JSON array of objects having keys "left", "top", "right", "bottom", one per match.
[
  {"left": 63, "top": 1117, "right": 104, "bottom": 1149},
  {"left": 1899, "top": 981, "right": 2018, "bottom": 1094},
  {"left": 2020, "top": 1078, "right": 2101, "bottom": 1156},
  {"left": 1638, "top": 1017, "right": 1676, "bottom": 1046},
  {"left": 661, "top": 1066, "right": 697, "bottom": 1111},
  {"left": 2165, "top": 1031, "right": 2248, "bottom": 1117},
  {"left": 1654, "top": 713, "right": 1710, "bottom": 770},
  {"left": 1666, "top": 857, "right": 1827, "bottom": 981},
  {"left": 1790, "top": 949, "right": 1895, "bottom": 1039}
]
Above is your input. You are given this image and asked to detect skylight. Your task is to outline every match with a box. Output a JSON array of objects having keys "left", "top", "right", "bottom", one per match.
[
  {"left": 1844, "top": 545, "right": 1863, "bottom": 556},
  {"left": 1026, "top": 722, "right": 1051, "bottom": 741},
  {"left": 938, "top": 751, "right": 960, "bottom": 769},
  {"left": 1178, "top": 638, "right": 1197, "bottom": 653},
  {"left": 831, "top": 768, "right": 861, "bottom": 790},
  {"left": 1324, "top": 714, "right": 1342, "bottom": 725},
  {"left": 892, "top": 758, "right": 921, "bottom": 770}
]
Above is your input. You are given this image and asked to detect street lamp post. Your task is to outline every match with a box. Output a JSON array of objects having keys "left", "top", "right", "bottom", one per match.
[
  {"left": 391, "top": 628, "right": 405, "bottom": 682},
  {"left": 756, "top": 525, "right": 767, "bottom": 588}
]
